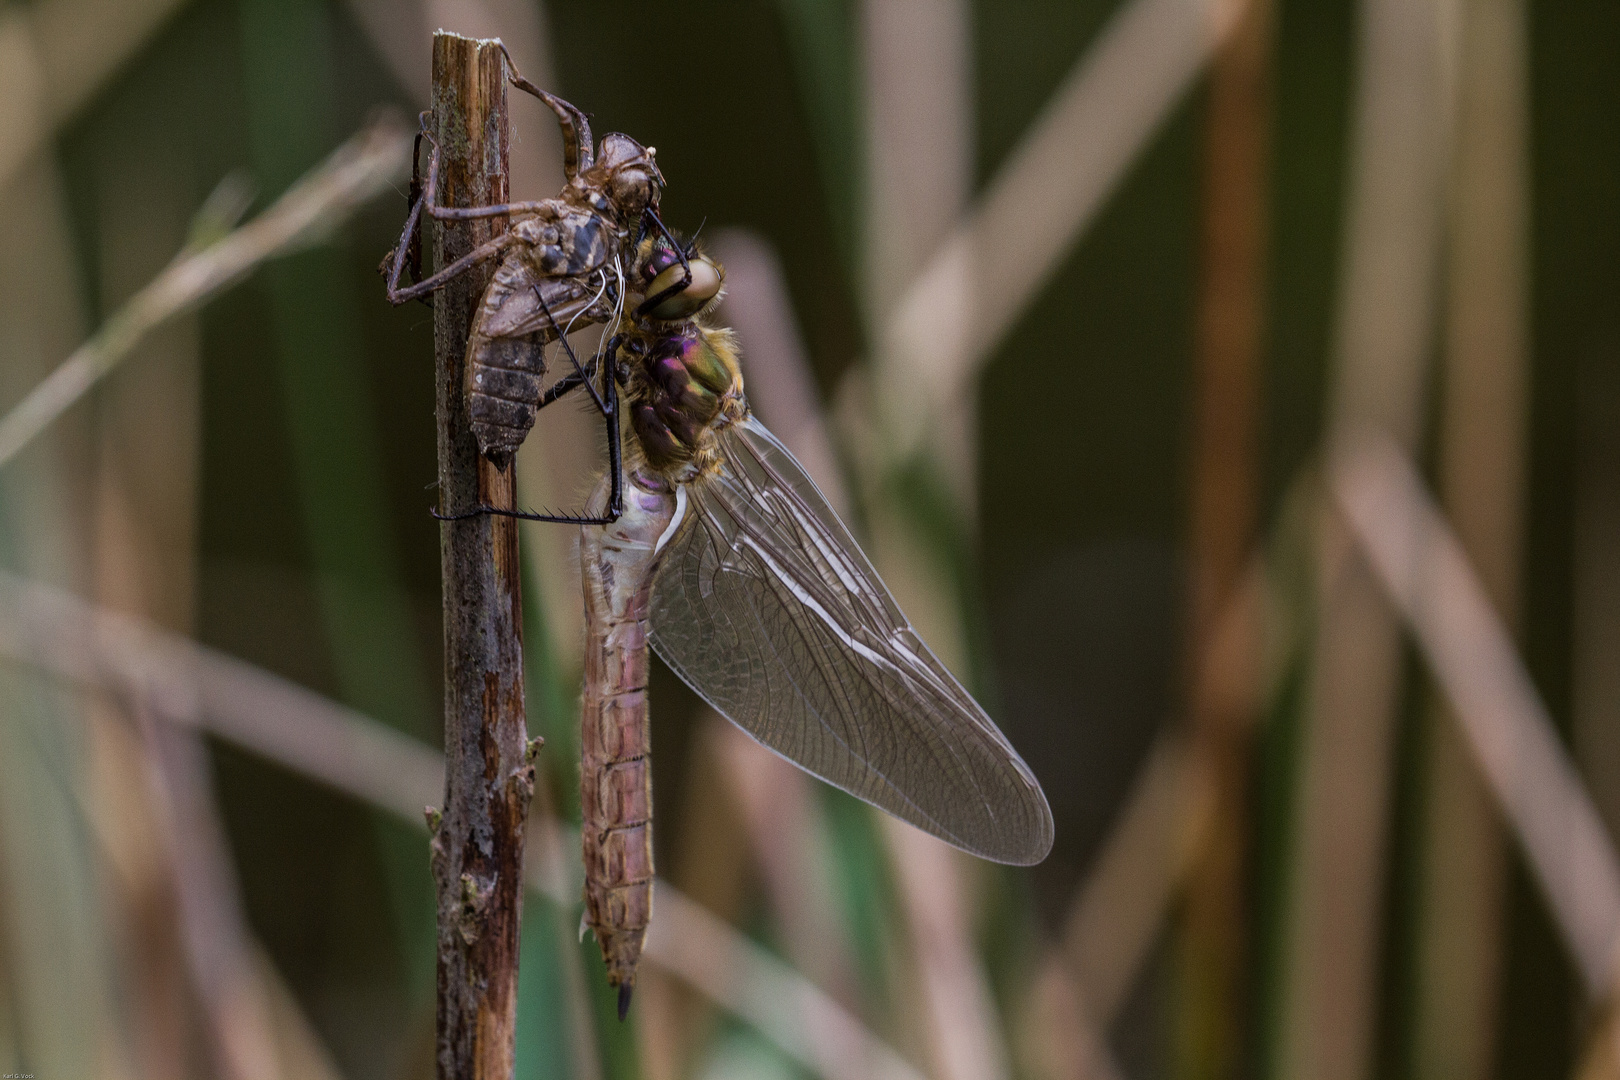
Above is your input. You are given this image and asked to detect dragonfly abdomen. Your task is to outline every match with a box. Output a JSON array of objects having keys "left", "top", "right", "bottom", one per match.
[
  {"left": 579, "top": 467, "right": 678, "bottom": 999},
  {"left": 466, "top": 261, "right": 613, "bottom": 462},
  {"left": 580, "top": 616, "right": 654, "bottom": 985}
]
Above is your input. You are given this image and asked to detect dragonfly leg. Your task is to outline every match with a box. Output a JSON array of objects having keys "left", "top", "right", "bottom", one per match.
[
  {"left": 511, "top": 336, "right": 617, "bottom": 427},
  {"left": 425, "top": 201, "right": 555, "bottom": 221},
  {"left": 432, "top": 505, "right": 624, "bottom": 525},
  {"left": 496, "top": 41, "right": 593, "bottom": 178},
  {"left": 386, "top": 231, "right": 518, "bottom": 304},
  {"left": 383, "top": 122, "right": 527, "bottom": 304},
  {"left": 534, "top": 283, "right": 611, "bottom": 416},
  {"left": 602, "top": 337, "right": 624, "bottom": 518},
  {"left": 381, "top": 119, "right": 435, "bottom": 304},
  {"left": 635, "top": 209, "right": 694, "bottom": 316}
]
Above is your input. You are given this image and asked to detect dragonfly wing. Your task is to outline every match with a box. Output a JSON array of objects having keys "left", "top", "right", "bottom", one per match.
[
  {"left": 479, "top": 269, "right": 614, "bottom": 341},
  {"left": 648, "top": 415, "right": 1054, "bottom": 865}
]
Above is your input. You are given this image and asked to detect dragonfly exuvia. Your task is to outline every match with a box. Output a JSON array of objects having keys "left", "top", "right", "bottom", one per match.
[
  {"left": 386, "top": 67, "right": 1054, "bottom": 1019},
  {"left": 459, "top": 235, "right": 1055, "bottom": 1017}
]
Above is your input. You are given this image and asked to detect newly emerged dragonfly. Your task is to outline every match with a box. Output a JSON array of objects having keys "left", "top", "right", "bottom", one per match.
[
  {"left": 383, "top": 46, "right": 697, "bottom": 467},
  {"left": 446, "top": 237, "right": 1056, "bottom": 1016}
]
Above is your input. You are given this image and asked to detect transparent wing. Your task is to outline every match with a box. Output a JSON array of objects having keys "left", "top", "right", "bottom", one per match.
[{"left": 649, "top": 415, "right": 1054, "bottom": 864}]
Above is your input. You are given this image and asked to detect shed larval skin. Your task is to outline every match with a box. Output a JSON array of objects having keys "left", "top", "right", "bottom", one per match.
[{"left": 578, "top": 465, "right": 678, "bottom": 994}]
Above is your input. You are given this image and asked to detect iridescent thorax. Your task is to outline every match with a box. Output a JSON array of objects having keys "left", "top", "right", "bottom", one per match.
[{"left": 628, "top": 321, "right": 745, "bottom": 476}]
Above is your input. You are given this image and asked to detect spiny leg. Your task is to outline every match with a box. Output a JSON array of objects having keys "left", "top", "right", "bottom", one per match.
[
  {"left": 635, "top": 208, "right": 694, "bottom": 316},
  {"left": 405, "top": 127, "right": 427, "bottom": 286},
  {"left": 600, "top": 339, "right": 624, "bottom": 519},
  {"left": 536, "top": 282, "right": 611, "bottom": 417}
]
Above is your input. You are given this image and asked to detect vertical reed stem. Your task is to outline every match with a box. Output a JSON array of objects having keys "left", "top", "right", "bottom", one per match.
[
  {"left": 1180, "top": 0, "right": 1273, "bottom": 1073},
  {"left": 428, "top": 32, "right": 534, "bottom": 1080}
]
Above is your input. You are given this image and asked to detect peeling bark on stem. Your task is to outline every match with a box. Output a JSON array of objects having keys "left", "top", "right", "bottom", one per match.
[{"left": 429, "top": 33, "right": 534, "bottom": 1080}]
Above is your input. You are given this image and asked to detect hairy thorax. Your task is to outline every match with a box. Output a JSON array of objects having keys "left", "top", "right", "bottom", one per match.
[{"left": 628, "top": 322, "right": 745, "bottom": 478}]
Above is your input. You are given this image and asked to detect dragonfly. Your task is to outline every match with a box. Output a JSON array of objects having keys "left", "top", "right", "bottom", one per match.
[
  {"left": 446, "top": 236, "right": 1056, "bottom": 1018},
  {"left": 383, "top": 45, "right": 697, "bottom": 470}
]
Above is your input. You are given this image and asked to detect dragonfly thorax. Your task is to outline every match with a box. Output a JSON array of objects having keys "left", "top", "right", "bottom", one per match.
[{"left": 628, "top": 322, "right": 744, "bottom": 476}]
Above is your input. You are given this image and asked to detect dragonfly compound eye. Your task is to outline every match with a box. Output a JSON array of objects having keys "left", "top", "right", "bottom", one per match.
[{"left": 645, "top": 256, "right": 723, "bottom": 320}]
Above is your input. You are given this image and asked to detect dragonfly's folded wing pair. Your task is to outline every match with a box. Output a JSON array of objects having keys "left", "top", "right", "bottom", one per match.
[{"left": 650, "top": 416, "right": 1055, "bottom": 865}]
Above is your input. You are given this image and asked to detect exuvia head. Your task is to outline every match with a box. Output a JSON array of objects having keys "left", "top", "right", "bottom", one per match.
[
  {"left": 583, "top": 133, "right": 663, "bottom": 220},
  {"left": 640, "top": 240, "right": 723, "bottom": 321}
]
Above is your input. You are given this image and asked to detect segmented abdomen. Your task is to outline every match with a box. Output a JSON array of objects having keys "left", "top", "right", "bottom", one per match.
[
  {"left": 467, "top": 259, "right": 611, "bottom": 461},
  {"left": 579, "top": 467, "right": 679, "bottom": 990}
]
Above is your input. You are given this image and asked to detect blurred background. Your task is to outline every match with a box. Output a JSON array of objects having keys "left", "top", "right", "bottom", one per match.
[{"left": 1, "top": 0, "right": 1618, "bottom": 1078}]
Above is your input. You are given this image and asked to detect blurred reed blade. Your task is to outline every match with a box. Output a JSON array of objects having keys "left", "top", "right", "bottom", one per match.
[
  {"left": 713, "top": 229, "right": 845, "bottom": 516},
  {"left": 136, "top": 717, "right": 284, "bottom": 1080},
  {"left": 1019, "top": 961, "right": 1126, "bottom": 1080},
  {"left": 1331, "top": 434, "right": 1620, "bottom": 1000},
  {"left": 873, "top": 0, "right": 1249, "bottom": 474},
  {"left": 1277, "top": 0, "right": 1453, "bottom": 1069},
  {"left": 0, "top": 568, "right": 923, "bottom": 1080},
  {"left": 712, "top": 227, "right": 865, "bottom": 1009},
  {"left": 862, "top": 5, "right": 1013, "bottom": 1060},
  {"left": 84, "top": 128, "right": 274, "bottom": 1079},
  {"left": 1031, "top": 487, "right": 1302, "bottom": 1077},
  {"left": 709, "top": 715, "right": 861, "bottom": 1012},
  {"left": 0, "top": 568, "right": 444, "bottom": 821},
  {"left": 1179, "top": 0, "right": 1273, "bottom": 1065},
  {"left": 882, "top": 823, "right": 1013, "bottom": 1080},
  {"left": 642, "top": 881, "right": 929, "bottom": 1080},
  {"left": 1056, "top": 553, "right": 1270, "bottom": 1014},
  {"left": 184, "top": 171, "right": 258, "bottom": 251},
  {"left": 0, "top": 0, "right": 191, "bottom": 194},
  {"left": 0, "top": 115, "right": 411, "bottom": 473},
  {"left": 860, "top": 0, "right": 971, "bottom": 330},
  {"left": 1411, "top": 0, "right": 1532, "bottom": 1068}
]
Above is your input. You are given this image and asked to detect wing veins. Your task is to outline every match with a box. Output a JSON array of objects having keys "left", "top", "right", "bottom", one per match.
[{"left": 649, "top": 416, "right": 1053, "bottom": 863}]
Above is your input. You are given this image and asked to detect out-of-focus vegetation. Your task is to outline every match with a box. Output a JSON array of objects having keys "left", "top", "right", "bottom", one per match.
[{"left": 1, "top": 1, "right": 1618, "bottom": 1079}]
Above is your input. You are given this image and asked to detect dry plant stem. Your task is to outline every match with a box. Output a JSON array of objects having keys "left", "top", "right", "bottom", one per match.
[
  {"left": 1332, "top": 435, "right": 1620, "bottom": 999},
  {"left": 526, "top": 778, "right": 605, "bottom": 1080},
  {"left": 1412, "top": 0, "right": 1530, "bottom": 1068},
  {"left": 428, "top": 33, "right": 532, "bottom": 1080},
  {"left": 0, "top": 116, "right": 409, "bottom": 473},
  {"left": 1180, "top": 0, "right": 1272, "bottom": 1069},
  {"left": 873, "top": 0, "right": 1249, "bottom": 473},
  {"left": 642, "top": 881, "right": 929, "bottom": 1080},
  {"left": 0, "top": 567, "right": 920, "bottom": 1080},
  {"left": 136, "top": 713, "right": 281, "bottom": 1080}
]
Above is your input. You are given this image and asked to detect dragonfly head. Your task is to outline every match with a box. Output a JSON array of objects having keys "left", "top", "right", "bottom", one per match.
[
  {"left": 639, "top": 244, "right": 724, "bottom": 321},
  {"left": 589, "top": 133, "right": 663, "bottom": 220}
]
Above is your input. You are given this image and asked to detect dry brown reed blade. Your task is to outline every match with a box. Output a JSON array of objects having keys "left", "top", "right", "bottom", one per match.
[
  {"left": 0, "top": 566, "right": 924, "bottom": 1080},
  {"left": 0, "top": 114, "right": 411, "bottom": 473}
]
